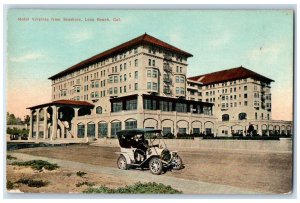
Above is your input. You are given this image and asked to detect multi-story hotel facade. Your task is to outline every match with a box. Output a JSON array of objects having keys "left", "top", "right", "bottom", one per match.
[
  {"left": 27, "top": 34, "right": 292, "bottom": 141},
  {"left": 27, "top": 34, "right": 216, "bottom": 141}
]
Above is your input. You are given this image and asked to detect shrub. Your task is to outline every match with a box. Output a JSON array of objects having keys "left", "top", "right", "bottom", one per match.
[
  {"left": 176, "top": 133, "right": 194, "bottom": 139},
  {"left": 7, "top": 181, "right": 14, "bottom": 190},
  {"left": 7, "top": 155, "right": 17, "bottom": 160},
  {"left": 11, "top": 160, "right": 59, "bottom": 171},
  {"left": 76, "top": 181, "right": 95, "bottom": 187},
  {"left": 15, "top": 178, "right": 48, "bottom": 188},
  {"left": 83, "top": 182, "right": 182, "bottom": 194},
  {"left": 76, "top": 171, "right": 87, "bottom": 177}
]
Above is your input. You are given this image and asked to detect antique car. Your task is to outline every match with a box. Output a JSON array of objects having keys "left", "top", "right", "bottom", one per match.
[{"left": 116, "top": 128, "right": 182, "bottom": 175}]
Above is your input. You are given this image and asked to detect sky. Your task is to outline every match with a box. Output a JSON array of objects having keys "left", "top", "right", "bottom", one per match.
[{"left": 6, "top": 9, "right": 294, "bottom": 121}]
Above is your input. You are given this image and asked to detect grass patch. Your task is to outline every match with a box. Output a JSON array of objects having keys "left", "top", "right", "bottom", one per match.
[
  {"left": 76, "top": 181, "right": 95, "bottom": 187},
  {"left": 15, "top": 178, "right": 48, "bottom": 188},
  {"left": 7, "top": 181, "right": 14, "bottom": 190},
  {"left": 7, "top": 155, "right": 17, "bottom": 160},
  {"left": 76, "top": 171, "right": 87, "bottom": 177},
  {"left": 11, "top": 160, "right": 59, "bottom": 171},
  {"left": 83, "top": 182, "right": 182, "bottom": 194}
]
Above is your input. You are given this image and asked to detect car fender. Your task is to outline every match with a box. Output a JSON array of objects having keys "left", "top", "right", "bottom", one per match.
[{"left": 119, "top": 153, "right": 132, "bottom": 164}]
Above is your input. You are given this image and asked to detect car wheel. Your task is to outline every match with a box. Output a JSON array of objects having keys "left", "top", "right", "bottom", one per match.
[
  {"left": 172, "top": 155, "right": 182, "bottom": 170},
  {"left": 149, "top": 157, "right": 163, "bottom": 175},
  {"left": 117, "top": 155, "right": 128, "bottom": 170}
]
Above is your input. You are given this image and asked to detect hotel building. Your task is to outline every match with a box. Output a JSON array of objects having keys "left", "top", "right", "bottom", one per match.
[{"left": 27, "top": 34, "right": 292, "bottom": 141}]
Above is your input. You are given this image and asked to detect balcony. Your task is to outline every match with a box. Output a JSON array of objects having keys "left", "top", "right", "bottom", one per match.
[
  {"left": 163, "top": 77, "right": 172, "bottom": 84},
  {"left": 163, "top": 89, "right": 172, "bottom": 95},
  {"left": 187, "top": 85, "right": 198, "bottom": 91},
  {"left": 163, "top": 64, "right": 172, "bottom": 73}
]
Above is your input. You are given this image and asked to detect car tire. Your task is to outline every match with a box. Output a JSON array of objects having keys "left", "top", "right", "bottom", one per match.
[
  {"left": 172, "top": 155, "right": 182, "bottom": 170},
  {"left": 149, "top": 157, "right": 163, "bottom": 175},
  {"left": 117, "top": 155, "right": 128, "bottom": 170}
]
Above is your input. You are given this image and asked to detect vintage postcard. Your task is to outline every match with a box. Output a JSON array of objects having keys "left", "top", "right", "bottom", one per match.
[{"left": 5, "top": 9, "right": 294, "bottom": 195}]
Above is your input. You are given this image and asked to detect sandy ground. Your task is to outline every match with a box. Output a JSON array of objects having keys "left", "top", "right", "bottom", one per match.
[{"left": 6, "top": 144, "right": 293, "bottom": 194}]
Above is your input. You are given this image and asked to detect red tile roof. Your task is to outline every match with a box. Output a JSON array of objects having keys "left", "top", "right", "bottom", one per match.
[
  {"left": 27, "top": 100, "right": 94, "bottom": 110},
  {"left": 49, "top": 33, "right": 193, "bottom": 80},
  {"left": 188, "top": 66, "right": 274, "bottom": 85}
]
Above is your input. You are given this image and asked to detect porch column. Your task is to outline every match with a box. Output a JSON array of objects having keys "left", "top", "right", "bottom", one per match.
[
  {"left": 84, "top": 122, "right": 88, "bottom": 139},
  {"left": 43, "top": 107, "right": 48, "bottom": 139},
  {"left": 35, "top": 109, "right": 40, "bottom": 140},
  {"left": 73, "top": 108, "right": 79, "bottom": 138},
  {"left": 95, "top": 123, "right": 99, "bottom": 138},
  {"left": 51, "top": 106, "right": 58, "bottom": 140},
  {"left": 137, "top": 94, "right": 143, "bottom": 113},
  {"left": 28, "top": 110, "right": 33, "bottom": 139},
  {"left": 107, "top": 122, "right": 112, "bottom": 138}
]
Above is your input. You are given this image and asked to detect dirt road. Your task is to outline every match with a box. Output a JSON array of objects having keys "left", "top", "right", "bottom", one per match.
[{"left": 8, "top": 144, "right": 292, "bottom": 194}]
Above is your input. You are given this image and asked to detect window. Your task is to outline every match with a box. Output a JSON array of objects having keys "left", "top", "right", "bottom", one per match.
[
  {"left": 120, "top": 87, "right": 122, "bottom": 93},
  {"left": 96, "top": 106, "right": 102, "bottom": 114},
  {"left": 126, "top": 99, "right": 137, "bottom": 110},
  {"left": 152, "top": 83, "right": 158, "bottom": 90},
  {"left": 193, "top": 128, "right": 200, "bottom": 135},
  {"left": 148, "top": 59, "right": 151, "bottom": 66},
  {"left": 114, "top": 87, "right": 118, "bottom": 94},
  {"left": 87, "top": 122, "right": 95, "bottom": 137},
  {"left": 178, "top": 128, "right": 186, "bottom": 134},
  {"left": 124, "top": 74, "right": 127, "bottom": 81},
  {"left": 124, "top": 85, "right": 127, "bottom": 93},
  {"left": 147, "top": 82, "right": 152, "bottom": 90},
  {"left": 244, "top": 86, "right": 247, "bottom": 91},
  {"left": 180, "top": 67, "right": 182, "bottom": 72},
  {"left": 152, "top": 60, "right": 155, "bottom": 66},
  {"left": 175, "top": 103, "right": 187, "bottom": 112},
  {"left": 239, "top": 113, "right": 247, "bottom": 120},
  {"left": 125, "top": 120, "right": 137, "bottom": 129},
  {"left": 175, "top": 76, "right": 179, "bottom": 83},
  {"left": 120, "top": 64, "right": 122, "bottom": 71},
  {"left": 152, "top": 70, "right": 158, "bottom": 78},
  {"left": 134, "top": 71, "right": 138, "bottom": 79},
  {"left": 77, "top": 123, "right": 85, "bottom": 138},
  {"left": 111, "top": 122, "right": 121, "bottom": 137},
  {"left": 135, "top": 59, "right": 138, "bottom": 67},
  {"left": 176, "top": 87, "right": 180, "bottom": 94},
  {"left": 163, "top": 127, "right": 172, "bottom": 136},
  {"left": 180, "top": 76, "right": 185, "bottom": 83},
  {"left": 180, "top": 87, "right": 185, "bottom": 94},
  {"left": 244, "top": 93, "right": 247, "bottom": 98},
  {"left": 255, "top": 112, "right": 257, "bottom": 120},
  {"left": 143, "top": 98, "right": 157, "bottom": 110},
  {"left": 147, "top": 70, "right": 152, "bottom": 77},
  {"left": 112, "top": 102, "right": 123, "bottom": 112},
  {"left": 244, "top": 101, "right": 248, "bottom": 106},
  {"left": 114, "top": 76, "right": 118, "bottom": 83},
  {"left": 222, "top": 114, "right": 229, "bottom": 121},
  {"left": 134, "top": 83, "right": 138, "bottom": 90},
  {"left": 120, "top": 75, "right": 122, "bottom": 82},
  {"left": 98, "top": 122, "right": 107, "bottom": 138},
  {"left": 160, "top": 101, "right": 172, "bottom": 111}
]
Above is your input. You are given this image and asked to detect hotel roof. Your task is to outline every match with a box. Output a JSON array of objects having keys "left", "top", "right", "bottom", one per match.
[
  {"left": 188, "top": 66, "right": 274, "bottom": 85},
  {"left": 27, "top": 100, "right": 94, "bottom": 110},
  {"left": 49, "top": 33, "right": 193, "bottom": 80}
]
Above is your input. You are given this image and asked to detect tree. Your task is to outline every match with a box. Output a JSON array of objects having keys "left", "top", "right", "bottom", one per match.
[{"left": 24, "top": 115, "right": 30, "bottom": 125}]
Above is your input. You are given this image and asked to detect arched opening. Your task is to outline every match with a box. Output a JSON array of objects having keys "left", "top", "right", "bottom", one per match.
[
  {"left": 204, "top": 121, "right": 214, "bottom": 135},
  {"left": 125, "top": 118, "right": 137, "bottom": 129},
  {"left": 111, "top": 120, "right": 121, "bottom": 138},
  {"left": 87, "top": 122, "right": 96, "bottom": 137},
  {"left": 222, "top": 114, "right": 229, "bottom": 121},
  {"left": 77, "top": 123, "right": 85, "bottom": 138},
  {"left": 238, "top": 113, "right": 247, "bottom": 120},
  {"left": 98, "top": 121, "right": 108, "bottom": 138},
  {"left": 143, "top": 118, "right": 158, "bottom": 129},
  {"left": 96, "top": 106, "right": 103, "bottom": 114},
  {"left": 191, "top": 121, "right": 202, "bottom": 135}
]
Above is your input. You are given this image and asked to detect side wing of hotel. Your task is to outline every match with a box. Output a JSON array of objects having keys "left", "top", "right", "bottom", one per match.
[{"left": 25, "top": 33, "right": 292, "bottom": 142}]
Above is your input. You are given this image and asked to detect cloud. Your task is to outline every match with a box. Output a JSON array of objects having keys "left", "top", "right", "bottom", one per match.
[
  {"left": 68, "top": 30, "right": 93, "bottom": 43},
  {"left": 10, "top": 52, "right": 44, "bottom": 63}
]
